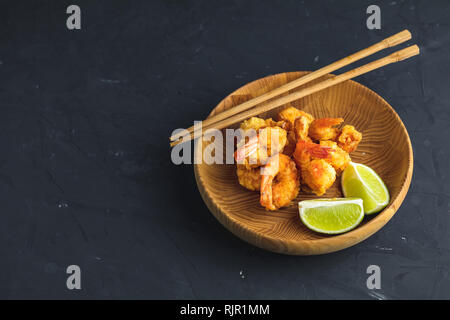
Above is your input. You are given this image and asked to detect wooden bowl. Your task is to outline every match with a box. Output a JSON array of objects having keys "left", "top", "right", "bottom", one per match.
[{"left": 194, "top": 71, "right": 413, "bottom": 255}]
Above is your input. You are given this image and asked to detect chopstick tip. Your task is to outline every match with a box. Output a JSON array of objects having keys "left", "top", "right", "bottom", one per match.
[
  {"left": 384, "top": 29, "right": 412, "bottom": 48},
  {"left": 392, "top": 44, "right": 420, "bottom": 62},
  {"left": 170, "top": 140, "right": 180, "bottom": 147}
]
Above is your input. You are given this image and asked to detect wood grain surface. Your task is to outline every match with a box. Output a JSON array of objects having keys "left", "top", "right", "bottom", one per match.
[{"left": 194, "top": 71, "right": 413, "bottom": 255}]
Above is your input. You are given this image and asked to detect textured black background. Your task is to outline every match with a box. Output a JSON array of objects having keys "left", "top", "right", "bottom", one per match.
[{"left": 0, "top": 0, "right": 449, "bottom": 299}]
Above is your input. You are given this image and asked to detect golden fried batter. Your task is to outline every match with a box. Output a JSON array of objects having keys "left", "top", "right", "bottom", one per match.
[
  {"left": 319, "top": 140, "right": 351, "bottom": 173},
  {"left": 260, "top": 154, "right": 300, "bottom": 211},
  {"left": 309, "top": 118, "right": 343, "bottom": 141},
  {"left": 294, "top": 116, "right": 312, "bottom": 142},
  {"left": 236, "top": 165, "right": 261, "bottom": 191},
  {"left": 240, "top": 117, "right": 268, "bottom": 131},
  {"left": 276, "top": 106, "right": 314, "bottom": 156},
  {"left": 278, "top": 105, "right": 314, "bottom": 127},
  {"left": 301, "top": 159, "right": 336, "bottom": 196},
  {"left": 336, "top": 125, "right": 362, "bottom": 153},
  {"left": 293, "top": 140, "right": 336, "bottom": 196},
  {"left": 235, "top": 126, "right": 287, "bottom": 169},
  {"left": 240, "top": 117, "right": 287, "bottom": 132}
]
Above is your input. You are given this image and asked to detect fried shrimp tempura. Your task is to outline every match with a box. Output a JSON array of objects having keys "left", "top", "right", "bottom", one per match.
[
  {"left": 278, "top": 106, "right": 314, "bottom": 127},
  {"left": 309, "top": 118, "right": 343, "bottom": 141},
  {"left": 319, "top": 140, "right": 351, "bottom": 173},
  {"left": 236, "top": 165, "right": 261, "bottom": 192},
  {"left": 294, "top": 116, "right": 312, "bottom": 142},
  {"left": 260, "top": 154, "right": 300, "bottom": 211},
  {"left": 302, "top": 159, "right": 336, "bottom": 196},
  {"left": 235, "top": 112, "right": 363, "bottom": 210},
  {"left": 234, "top": 126, "right": 287, "bottom": 169},
  {"left": 336, "top": 125, "right": 362, "bottom": 153},
  {"left": 293, "top": 140, "right": 336, "bottom": 196},
  {"left": 240, "top": 117, "right": 267, "bottom": 131},
  {"left": 276, "top": 106, "right": 314, "bottom": 156},
  {"left": 240, "top": 117, "right": 287, "bottom": 132}
]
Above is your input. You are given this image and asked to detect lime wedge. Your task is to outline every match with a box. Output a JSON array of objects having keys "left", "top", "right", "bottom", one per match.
[
  {"left": 341, "top": 162, "right": 390, "bottom": 215},
  {"left": 298, "top": 198, "right": 364, "bottom": 234}
]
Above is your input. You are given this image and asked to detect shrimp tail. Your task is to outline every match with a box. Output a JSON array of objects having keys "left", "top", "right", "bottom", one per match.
[
  {"left": 295, "top": 140, "right": 332, "bottom": 159},
  {"left": 260, "top": 175, "right": 275, "bottom": 210},
  {"left": 259, "top": 155, "right": 280, "bottom": 210}
]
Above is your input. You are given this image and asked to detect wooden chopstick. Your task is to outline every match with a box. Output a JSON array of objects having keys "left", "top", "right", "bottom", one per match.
[
  {"left": 170, "top": 45, "right": 419, "bottom": 147},
  {"left": 169, "top": 30, "right": 411, "bottom": 143}
]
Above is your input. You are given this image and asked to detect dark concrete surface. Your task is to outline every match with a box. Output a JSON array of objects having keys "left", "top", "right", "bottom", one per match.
[{"left": 0, "top": 0, "right": 449, "bottom": 299}]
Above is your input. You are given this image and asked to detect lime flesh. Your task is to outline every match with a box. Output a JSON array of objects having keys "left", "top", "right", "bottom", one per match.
[
  {"left": 341, "top": 162, "right": 390, "bottom": 215},
  {"left": 299, "top": 198, "right": 364, "bottom": 235}
]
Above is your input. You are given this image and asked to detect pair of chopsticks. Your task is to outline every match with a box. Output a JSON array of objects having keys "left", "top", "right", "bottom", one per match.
[{"left": 170, "top": 30, "right": 419, "bottom": 147}]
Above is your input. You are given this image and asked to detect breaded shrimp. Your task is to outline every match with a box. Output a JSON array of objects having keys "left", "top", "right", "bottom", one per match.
[
  {"left": 265, "top": 118, "right": 290, "bottom": 131},
  {"left": 236, "top": 165, "right": 261, "bottom": 192},
  {"left": 260, "top": 154, "right": 300, "bottom": 211},
  {"left": 293, "top": 140, "right": 336, "bottom": 196},
  {"left": 336, "top": 125, "right": 362, "bottom": 153},
  {"left": 319, "top": 140, "right": 351, "bottom": 173},
  {"left": 240, "top": 117, "right": 267, "bottom": 131},
  {"left": 240, "top": 117, "right": 287, "bottom": 132},
  {"left": 309, "top": 118, "right": 344, "bottom": 141},
  {"left": 294, "top": 116, "right": 312, "bottom": 142},
  {"left": 302, "top": 159, "right": 336, "bottom": 196},
  {"left": 235, "top": 126, "right": 287, "bottom": 169},
  {"left": 277, "top": 106, "right": 314, "bottom": 155},
  {"left": 281, "top": 115, "right": 312, "bottom": 157},
  {"left": 278, "top": 105, "right": 314, "bottom": 127},
  {"left": 282, "top": 131, "right": 297, "bottom": 157},
  {"left": 281, "top": 130, "right": 297, "bottom": 157}
]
